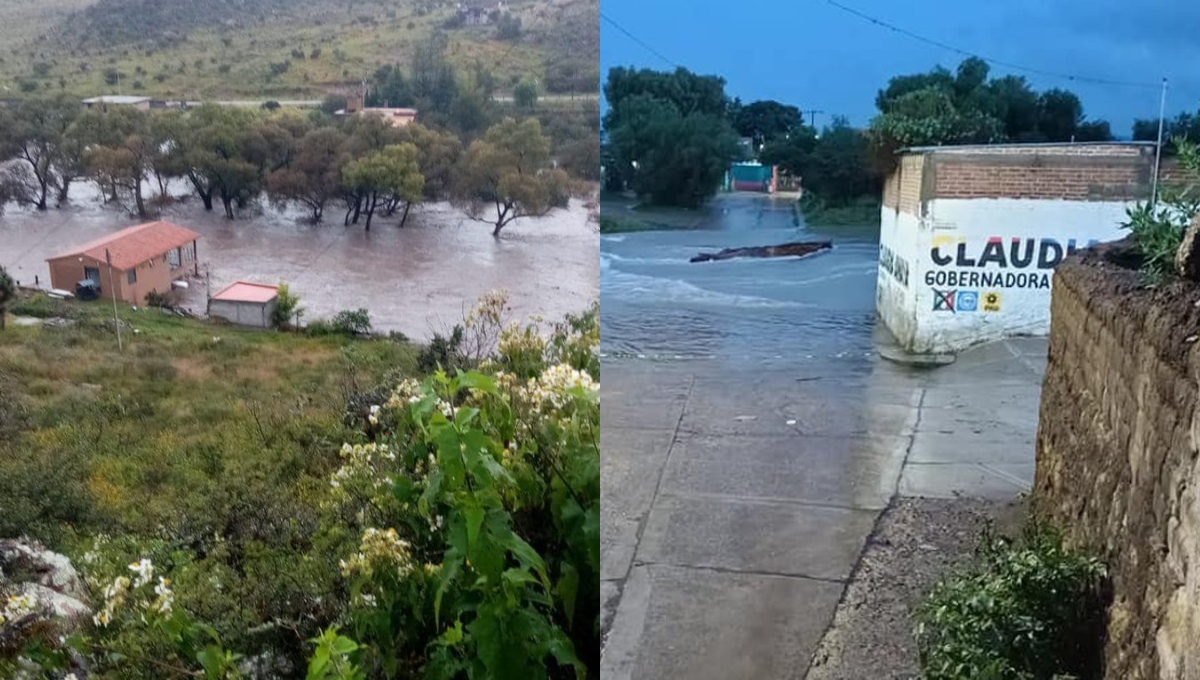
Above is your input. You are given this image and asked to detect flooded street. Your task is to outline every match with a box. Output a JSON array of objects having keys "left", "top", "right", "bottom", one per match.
[
  {"left": 601, "top": 193, "right": 879, "bottom": 362},
  {"left": 600, "top": 193, "right": 1048, "bottom": 680},
  {"left": 0, "top": 184, "right": 599, "bottom": 339}
]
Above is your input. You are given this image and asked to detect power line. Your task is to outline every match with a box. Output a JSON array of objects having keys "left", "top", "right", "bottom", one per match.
[
  {"left": 600, "top": 11, "right": 677, "bottom": 68},
  {"left": 825, "top": 0, "right": 1161, "bottom": 90}
]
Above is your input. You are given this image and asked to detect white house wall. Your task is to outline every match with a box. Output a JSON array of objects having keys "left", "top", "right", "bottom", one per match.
[
  {"left": 905, "top": 198, "right": 1134, "bottom": 353},
  {"left": 876, "top": 205, "right": 921, "bottom": 349}
]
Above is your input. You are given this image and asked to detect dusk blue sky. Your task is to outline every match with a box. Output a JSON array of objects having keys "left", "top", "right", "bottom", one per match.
[{"left": 600, "top": 0, "right": 1200, "bottom": 136}]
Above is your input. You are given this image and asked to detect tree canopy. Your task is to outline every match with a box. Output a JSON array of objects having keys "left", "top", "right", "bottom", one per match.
[
  {"left": 602, "top": 67, "right": 740, "bottom": 208},
  {"left": 867, "top": 57, "right": 1114, "bottom": 171},
  {"left": 453, "top": 117, "right": 570, "bottom": 236}
]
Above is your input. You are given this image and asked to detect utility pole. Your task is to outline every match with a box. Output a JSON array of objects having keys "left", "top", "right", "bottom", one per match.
[
  {"left": 1151, "top": 77, "right": 1168, "bottom": 210},
  {"left": 105, "top": 249, "right": 123, "bottom": 352},
  {"left": 804, "top": 109, "right": 825, "bottom": 129}
]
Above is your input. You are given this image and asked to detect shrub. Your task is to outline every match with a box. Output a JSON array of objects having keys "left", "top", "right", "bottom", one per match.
[
  {"left": 496, "top": 14, "right": 522, "bottom": 41},
  {"left": 9, "top": 293, "right": 72, "bottom": 319},
  {"left": 417, "top": 325, "right": 466, "bottom": 374},
  {"left": 514, "top": 78, "right": 538, "bottom": 110},
  {"left": 915, "top": 521, "right": 1109, "bottom": 680},
  {"left": 331, "top": 308, "right": 372, "bottom": 336},
  {"left": 271, "top": 282, "right": 303, "bottom": 329},
  {"left": 1122, "top": 137, "right": 1200, "bottom": 283}
]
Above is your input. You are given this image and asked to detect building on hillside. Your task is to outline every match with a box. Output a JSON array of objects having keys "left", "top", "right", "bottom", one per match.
[
  {"left": 46, "top": 221, "right": 201, "bottom": 305},
  {"left": 876, "top": 141, "right": 1160, "bottom": 354},
  {"left": 335, "top": 94, "right": 418, "bottom": 127},
  {"left": 457, "top": 1, "right": 505, "bottom": 25},
  {"left": 207, "top": 281, "right": 279, "bottom": 329},
  {"left": 81, "top": 95, "right": 152, "bottom": 111}
]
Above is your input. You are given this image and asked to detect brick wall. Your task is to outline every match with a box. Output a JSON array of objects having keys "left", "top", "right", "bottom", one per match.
[
  {"left": 1035, "top": 242, "right": 1200, "bottom": 679},
  {"left": 882, "top": 154, "right": 925, "bottom": 214},
  {"left": 930, "top": 145, "right": 1156, "bottom": 201}
]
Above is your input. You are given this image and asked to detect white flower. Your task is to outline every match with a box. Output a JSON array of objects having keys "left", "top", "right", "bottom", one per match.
[
  {"left": 150, "top": 576, "right": 173, "bottom": 614},
  {"left": 129, "top": 559, "right": 154, "bottom": 588}
]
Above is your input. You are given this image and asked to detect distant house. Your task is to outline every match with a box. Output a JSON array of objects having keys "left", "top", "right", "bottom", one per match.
[
  {"left": 207, "top": 281, "right": 279, "bottom": 328},
  {"left": 457, "top": 1, "right": 505, "bottom": 25},
  {"left": 335, "top": 94, "right": 417, "bottom": 128},
  {"left": 46, "top": 221, "right": 201, "bottom": 304},
  {"left": 81, "top": 95, "right": 152, "bottom": 111}
]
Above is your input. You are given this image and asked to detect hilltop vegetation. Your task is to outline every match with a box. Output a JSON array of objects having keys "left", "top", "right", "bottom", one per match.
[{"left": 1, "top": 0, "right": 597, "bottom": 100}]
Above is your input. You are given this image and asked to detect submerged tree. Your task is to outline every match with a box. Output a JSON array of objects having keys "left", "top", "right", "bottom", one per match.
[
  {"left": 341, "top": 143, "right": 425, "bottom": 230},
  {"left": 0, "top": 96, "right": 80, "bottom": 210},
  {"left": 266, "top": 127, "right": 347, "bottom": 222},
  {"left": 453, "top": 117, "right": 570, "bottom": 237}
]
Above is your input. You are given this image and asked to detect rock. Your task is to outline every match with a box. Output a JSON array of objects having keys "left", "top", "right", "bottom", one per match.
[
  {"left": 1174, "top": 215, "right": 1200, "bottom": 281},
  {"left": 13, "top": 583, "right": 90, "bottom": 620},
  {"left": 0, "top": 539, "right": 92, "bottom": 676},
  {"left": 690, "top": 240, "right": 832, "bottom": 263},
  {"left": 0, "top": 539, "right": 86, "bottom": 600}
]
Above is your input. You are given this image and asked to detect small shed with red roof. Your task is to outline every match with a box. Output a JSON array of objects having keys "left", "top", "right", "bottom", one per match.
[
  {"left": 45, "top": 221, "right": 201, "bottom": 304},
  {"left": 207, "top": 281, "right": 280, "bottom": 328}
]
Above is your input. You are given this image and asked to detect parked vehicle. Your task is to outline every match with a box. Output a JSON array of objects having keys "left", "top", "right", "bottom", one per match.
[{"left": 75, "top": 279, "right": 100, "bottom": 301}]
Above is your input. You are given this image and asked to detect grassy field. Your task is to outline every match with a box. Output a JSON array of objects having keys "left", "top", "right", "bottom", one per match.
[
  {"left": 599, "top": 194, "right": 716, "bottom": 233},
  {"left": 0, "top": 0, "right": 597, "bottom": 100},
  {"left": 0, "top": 292, "right": 417, "bottom": 548}
]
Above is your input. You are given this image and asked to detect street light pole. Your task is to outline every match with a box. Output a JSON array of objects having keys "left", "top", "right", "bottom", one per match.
[
  {"left": 106, "top": 248, "right": 123, "bottom": 352},
  {"left": 1151, "top": 77, "right": 1168, "bottom": 210}
]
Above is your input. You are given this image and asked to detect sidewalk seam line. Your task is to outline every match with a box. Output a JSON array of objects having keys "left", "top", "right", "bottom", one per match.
[
  {"left": 627, "top": 374, "right": 695, "bottom": 582},
  {"left": 802, "top": 386, "right": 926, "bottom": 679},
  {"left": 632, "top": 560, "right": 848, "bottom": 585}
]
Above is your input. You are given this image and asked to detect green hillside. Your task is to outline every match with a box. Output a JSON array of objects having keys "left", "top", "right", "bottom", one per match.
[{"left": 0, "top": 0, "right": 597, "bottom": 100}]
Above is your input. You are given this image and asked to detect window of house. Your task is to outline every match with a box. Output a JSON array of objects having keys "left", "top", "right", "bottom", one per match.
[{"left": 127, "top": 268, "right": 137, "bottom": 285}]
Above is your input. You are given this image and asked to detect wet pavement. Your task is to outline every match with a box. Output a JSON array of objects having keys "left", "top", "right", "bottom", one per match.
[
  {"left": 0, "top": 183, "right": 598, "bottom": 339},
  {"left": 599, "top": 193, "right": 1046, "bottom": 679}
]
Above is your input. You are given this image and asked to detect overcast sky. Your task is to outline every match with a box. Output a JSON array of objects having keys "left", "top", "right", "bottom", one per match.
[{"left": 600, "top": 0, "right": 1200, "bottom": 136}]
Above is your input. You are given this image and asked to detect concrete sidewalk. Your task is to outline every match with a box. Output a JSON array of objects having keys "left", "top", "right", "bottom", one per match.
[{"left": 599, "top": 335, "right": 1047, "bottom": 680}]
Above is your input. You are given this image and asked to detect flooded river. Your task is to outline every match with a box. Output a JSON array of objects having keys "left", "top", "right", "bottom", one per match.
[
  {"left": 0, "top": 183, "right": 599, "bottom": 340},
  {"left": 601, "top": 193, "right": 880, "bottom": 363}
]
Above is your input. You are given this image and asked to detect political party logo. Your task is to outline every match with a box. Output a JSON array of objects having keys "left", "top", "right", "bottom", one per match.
[
  {"left": 982, "top": 291, "right": 1002, "bottom": 312},
  {"left": 957, "top": 290, "right": 979, "bottom": 312},
  {"left": 932, "top": 289, "right": 956, "bottom": 312}
]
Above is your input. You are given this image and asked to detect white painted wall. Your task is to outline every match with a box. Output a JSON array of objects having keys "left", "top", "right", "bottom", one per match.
[
  {"left": 208, "top": 299, "right": 275, "bottom": 328},
  {"left": 877, "top": 198, "right": 1134, "bottom": 354},
  {"left": 876, "top": 205, "right": 922, "bottom": 349}
]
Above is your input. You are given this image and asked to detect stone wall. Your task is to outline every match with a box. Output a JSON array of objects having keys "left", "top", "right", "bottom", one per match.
[{"left": 1035, "top": 242, "right": 1200, "bottom": 680}]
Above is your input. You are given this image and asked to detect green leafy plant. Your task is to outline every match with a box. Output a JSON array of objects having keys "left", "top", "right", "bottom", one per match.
[
  {"left": 915, "top": 521, "right": 1108, "bottom": 680},
  {"left": 326, "top": 290, "right": 600, "bottom": 679},
  {"left": 272, "top": 282, "right": 304, "bottom": 329},
  {"left": 1122, "top": 137, "right": 1200, "bottom": 283}
]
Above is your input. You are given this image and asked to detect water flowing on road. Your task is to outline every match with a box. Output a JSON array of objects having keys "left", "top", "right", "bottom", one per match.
[{"left": 600, "top": 193, "right": 880, "bottom": 364}]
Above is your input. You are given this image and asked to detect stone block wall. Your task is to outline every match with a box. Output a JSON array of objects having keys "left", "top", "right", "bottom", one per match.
[{"left": 1035, "top": 242, "right": 1200, "bottom": 679}]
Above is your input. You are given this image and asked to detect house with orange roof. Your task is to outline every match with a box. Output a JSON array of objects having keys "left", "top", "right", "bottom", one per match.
[{"left": 45, "top": 221, "right": 201, "bottom": 304}]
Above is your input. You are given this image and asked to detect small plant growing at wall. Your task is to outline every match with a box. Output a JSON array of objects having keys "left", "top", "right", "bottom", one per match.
[
  {"left": 915, "top": 520, "right": 1109, "bottom": 680},
  {"left": 271, "top": 282, "right": 303, "bottom": 329},
  {"left": 1122, "top": 137, "right": 1200, "bottom": 283}
]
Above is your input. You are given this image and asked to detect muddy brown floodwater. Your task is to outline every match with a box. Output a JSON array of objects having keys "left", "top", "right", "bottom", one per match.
[{"left": 0, "top": 183, "right": 599, "bottom": 340}]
